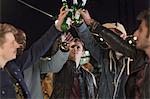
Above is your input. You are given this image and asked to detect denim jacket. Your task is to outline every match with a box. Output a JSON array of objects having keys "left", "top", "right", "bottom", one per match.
[{"left": 0, "top": 25, "right": 62, "bottom": 99}]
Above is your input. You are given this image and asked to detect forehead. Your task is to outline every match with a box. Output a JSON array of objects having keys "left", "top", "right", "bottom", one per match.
[
  {"left": 4, "top": 33, "right": 15, "bottom": 41},
  {"left": 70, "top": 41, "right": 83, "bottom": 46},
  {"left": 140, "top": 19, "right": 147, "bottom": 27}
]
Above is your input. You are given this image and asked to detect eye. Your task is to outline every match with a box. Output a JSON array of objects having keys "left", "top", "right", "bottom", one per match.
[
  {"left": 77, "top": 46, "right": 80, "bottom": 49},
  {"left": 71, "top": 45, "right": 76, "bottom": 48}
]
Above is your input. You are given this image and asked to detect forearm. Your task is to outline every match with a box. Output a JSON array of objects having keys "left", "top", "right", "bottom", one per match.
[
  {"left": 90, "top": 20, "right": 137, "bottom": 58},
  {"left": 16, "top": 25, "right": 62, "bottom": 70},
  {"left": 75, "top": 23, "right": 104, "bottom": 64},
  {"left": 40, "top": 49, "right": 69, "bottom": 73}
]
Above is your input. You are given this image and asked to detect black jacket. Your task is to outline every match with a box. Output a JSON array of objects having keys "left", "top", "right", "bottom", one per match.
[
  {"left": 90, "top": 21, "right": 150, "bottom": 98},
  {"left": 50, "top": 60, "right": 96, "bottom": 99},
  {"left": 75, "top": 22, "right": 149, "bottom": 98}
]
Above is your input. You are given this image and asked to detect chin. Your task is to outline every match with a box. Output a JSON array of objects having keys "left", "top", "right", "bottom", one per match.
[{"left": 12, "top": 55, "right": 17, "bottom": 59}]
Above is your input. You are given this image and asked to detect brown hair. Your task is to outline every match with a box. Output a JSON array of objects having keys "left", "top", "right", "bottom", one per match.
[
  {"left": 0, "top": 23, "right": 18, "bottom": 46},
  {"left": 137, "top": 8, "right": 150, "bottom": 36}
]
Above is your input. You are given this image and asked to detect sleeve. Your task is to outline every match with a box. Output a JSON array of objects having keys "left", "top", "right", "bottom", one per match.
[
  {"left": 75, "top": 23, "right": 105, "bottom": 64},
  {"left": 91, "top": 22, "right": 137, "bottom": 58},
  {"left": 15, "top": 25, "right": 62, "bottom": 71},
  {"left": 39, "top": 49, "right": 69, "bottom": 73}
]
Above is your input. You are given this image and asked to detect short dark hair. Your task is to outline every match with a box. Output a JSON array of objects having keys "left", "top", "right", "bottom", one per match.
[
  {"left": 137, "top": 8, "right": 150, "bottom": 35},
  {"left": 73, "top": 38, "right": 85, "bottom": 51},
  {"left": 0, "top": 23, "right": 18, "bottom": 46}
]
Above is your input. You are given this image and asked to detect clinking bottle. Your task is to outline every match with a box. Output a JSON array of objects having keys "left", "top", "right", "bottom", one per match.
[
  {"left": 61, "top": 0, "right": 72, "bottom": 32},
  {"left": 72, "top": 0, "right": 87, "bottom": 26}
]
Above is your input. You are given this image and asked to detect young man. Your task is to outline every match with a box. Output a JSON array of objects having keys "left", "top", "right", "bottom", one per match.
[
  {"left": 74, "top": 10, "right": 133, "bottom": 98},
  {"left": 132, "top": 9, "right": 150, "bottom": 98},
  {"left": 15, "top": 28, "right": 71, "bottom": 99},
  {"left": 78, "top": 9, "right": 150, "bottom": 98},
  {"left": 0, "top": 8, "right": 69, "bottom": 98},
  {"left": 0, "top": 23, "right": 20, "bottom": 69},
  {"left": 51, "top": 38, "right": 97, "bottom": 99}
]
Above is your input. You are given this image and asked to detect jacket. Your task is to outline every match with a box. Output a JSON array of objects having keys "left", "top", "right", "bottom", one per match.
[
  {"left": 75, "top": 23, "right": 149, "bottom": 98},
  {"left": 0, "top": 25, "right": 62, "bottom": 99},
  {"left": 89, "top": 21, "right": 150, "bottom": 99},
  {"left": 50, "top": 60, "right": 96, "bottom": 99},
  {"left": 23, "top": 49, "right": 69, "bottom": 99}
]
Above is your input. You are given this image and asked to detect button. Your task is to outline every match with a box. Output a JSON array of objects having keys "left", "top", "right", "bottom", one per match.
[
  {"left": 18, "top": 79, "right": 21, "bottom": 81},
  {"left": 14, "top": 72, "right": 17, "bottom": 75},
  {"left": 26, "top": 92, "right": 28, "bottom": 94},
  {"left": 1, "top": 90, "right": 5, "bottom": 94},
  {"left": 16, "top": 83, "right": 19, "bottom": 86},
  {"left": 18, "top": 69, "right": 20, "bottom": 71}
]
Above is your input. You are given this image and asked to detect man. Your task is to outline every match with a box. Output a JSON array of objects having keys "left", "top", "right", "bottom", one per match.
[
  {"left": 0, "top": 23, "right": 20, "bottom": 69},
  {"left": 78, "top": 9, "right": 150, "bottom": 98},
  {"left": 0, "top": 8, "right": 68, "bottom": 98},
  {"left": 51, "top": 38, "right": 97, "bottom": 99},
  {"left": 15, "top": 28, "right": 71, "bottom": 99},
  {"left": 74, "top": 9, "right": 136, "bottom": 99},
  {"left": 132, "top": 9, "right": 150, "bottom": 98}
]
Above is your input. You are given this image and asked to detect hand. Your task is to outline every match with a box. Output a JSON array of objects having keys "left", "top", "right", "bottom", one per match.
[
  {"left": 78, "top": 9, "right": 93, "bottom": 25},
  {"left": 55, "top": 6, "right": 69, "bottom": 31},
  {"left": 61, "top": 32, "right": 74, "bottom": 43},
  {"left": 60, "top": 33, "right": 74, "bottom": 52}
]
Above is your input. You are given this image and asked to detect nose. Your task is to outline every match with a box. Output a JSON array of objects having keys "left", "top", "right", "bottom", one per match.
[
  {"left": 14, "top": 41, "right": 20, "bottom": 48},
  {"left": 133, "top": 30, "right": 138, "bottom": 37},
  {"left": 74, "top": 46, "right": 78, "bottom": 51}
]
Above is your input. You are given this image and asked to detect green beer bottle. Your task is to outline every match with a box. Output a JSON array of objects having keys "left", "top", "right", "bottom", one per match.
[
  {"left": 61, "top": 0, "right": 72, "bottom": 32},
  {"left": 72, "top": 0, "right": 87, "bottom": 26}
]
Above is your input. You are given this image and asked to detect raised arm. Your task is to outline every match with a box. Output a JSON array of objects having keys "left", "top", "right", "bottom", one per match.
[
  {"left": 78, "top": 9, "right": 137, "bottom": 58},
  {"left": 16, "top": 7, "right": 69, "bottom": 71}
]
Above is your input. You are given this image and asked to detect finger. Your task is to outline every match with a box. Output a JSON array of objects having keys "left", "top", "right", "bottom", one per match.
[{"left": 60, "top": 6, "right": 65, "bottom": 12}]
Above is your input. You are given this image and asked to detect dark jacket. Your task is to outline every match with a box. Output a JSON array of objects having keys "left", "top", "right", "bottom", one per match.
[
  {"left": 50, "top": 60, "right": 96, "bottom": 99},
  {"left": 89, "top": 21, "right": 150, "bottom": 99},
  {"left": 75, "top": 23, "right": 150, "bottom": 99},
  {"left": 0, "top": 25, "right": 62, "bottom": 99}
]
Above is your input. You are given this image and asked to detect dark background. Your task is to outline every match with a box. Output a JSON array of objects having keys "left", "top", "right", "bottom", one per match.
[
  {"left": 1, "top": 0, "right": 149, "bottom": 47},
  {"left": 1, "top": 0, "right": 149, "bottom": 82}
]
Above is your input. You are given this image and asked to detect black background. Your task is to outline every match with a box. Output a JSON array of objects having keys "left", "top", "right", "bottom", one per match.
[{"left": 1, "top": 0, "right": 149, "bottom": 47}]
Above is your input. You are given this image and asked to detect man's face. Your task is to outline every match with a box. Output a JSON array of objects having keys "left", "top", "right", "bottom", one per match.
[
  {"left": 69, "top": 40, "right": 84, "bottom": 60},
  {"left": 15, "top": 32, "right": 26, "bottom": 56},
  {"left": 0, "top": 33, "right": 20, "bottom": 61},
  {"left": 134, "top": 20, "right": 150, "bottom": 50}
]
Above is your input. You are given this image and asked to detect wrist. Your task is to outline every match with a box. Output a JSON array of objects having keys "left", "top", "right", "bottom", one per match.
[
  {"left": 55, "top": 20, "right": 62, "bottom": 32},
  {"left": 59, "top": 42, "right": 69, "bottom": 52},
  {"left": 89, "top": 19, "right": 95, "bottom": 26}
]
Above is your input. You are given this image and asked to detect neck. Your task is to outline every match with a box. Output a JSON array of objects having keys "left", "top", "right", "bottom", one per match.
[
  {"left": 75, "top": 57, "right": 81, "bottom": 68},
  {"left": 145, "top": 47, "right": 150, "bottom": 60},
  {"left": 0, "top": 57, "right": 7, "bottom": 69}
]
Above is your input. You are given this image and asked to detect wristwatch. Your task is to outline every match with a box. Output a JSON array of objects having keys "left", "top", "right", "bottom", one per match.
[{"left": 59, "top": 42, "right": 69, "bottom": 52}]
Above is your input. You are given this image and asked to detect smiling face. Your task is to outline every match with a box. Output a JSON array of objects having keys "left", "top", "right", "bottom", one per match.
[{"left": 134, "top": 19, "right": 150, "bottom": 50}]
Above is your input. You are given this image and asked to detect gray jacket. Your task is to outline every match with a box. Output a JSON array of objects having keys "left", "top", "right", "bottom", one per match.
[{"left": 24, "top": 49, "right": 69, "bottom": 99}]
